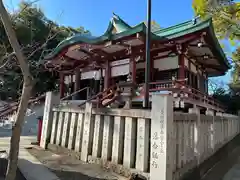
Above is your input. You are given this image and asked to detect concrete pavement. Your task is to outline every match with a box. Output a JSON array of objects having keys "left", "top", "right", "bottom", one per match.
[
  {"left": 0, "top": 103, "right": 61, "bottom": 180},
  {"left": 0, "top": 136, "right": 60, "bottom": 180}
]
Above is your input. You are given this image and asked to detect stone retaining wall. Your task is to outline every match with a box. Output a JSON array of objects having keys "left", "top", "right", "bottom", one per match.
[{"left": 40, "top": 92, "right": 240, "bottom": 180}]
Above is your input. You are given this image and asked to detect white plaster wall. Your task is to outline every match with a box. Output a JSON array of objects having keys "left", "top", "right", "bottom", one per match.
[
  {"left": 10, "top": 104, "right": 44, "bottom": 135},
  {"left": 154, "top": 56, "right": 178, "bottom": 70},
  {"left": 111, "top": 64, "right": 129, "bottom": 77},
  {"left": 110, "top": 59, "right": 129, "bottom": 66},
  {"left": 136, "top": 57, "right": 179, "bottom": 71},
  {"left": 80, "top": 66, "right": 130, "bottom": 79},
  {"left": 0, "top": 103, "right": 45, "bottom": 137},
  {"left": 80, "top": 59, "right": 130, "bottom": 79},
  {"left": 22, "top": 103, "right": 44, "bottom": 136},
  {"left": 81, "top": 70, "right": 102, "bottom": 80}
]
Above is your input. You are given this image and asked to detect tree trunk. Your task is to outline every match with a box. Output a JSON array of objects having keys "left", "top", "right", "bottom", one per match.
[
  {"left": 0, "top": 1, "right": 34, "bottom": 180},
  {"left": 5, "top": 82, "right": 33, "bottom": 180}
]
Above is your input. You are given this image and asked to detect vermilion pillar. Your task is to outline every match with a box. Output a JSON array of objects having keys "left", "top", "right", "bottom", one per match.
[
  {"left": 196, "top": 67, "right": 200, "bottom": 90},
  {"left": 205, "top": 73, "right": 208, "bottom": 94},
  {"left": 130, "top": 57, "right": 136, "bottom": 83},
  {"left": 178, "top": 53, "right": 185, "bottom": 82},
  {"left": 99, "top": 68, "right": 103, "bottom": 92},
  {"left": 59, "top": 73, "right": 64, "bottom": 98},
  {"left": 73, "top": 69, "right": 80, "bottom": 100},
  {"left": 104, "top": 60, "right": 110, "bottom": 90},
  {"left": 68, "top": 74, "right": 73, "bottom": 96},
  {"left": 188, "top": 59, "right": 191, "bottom": 86}
]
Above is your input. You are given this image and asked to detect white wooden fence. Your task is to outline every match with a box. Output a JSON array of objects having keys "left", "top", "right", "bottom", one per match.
[{"left": 40, "top": 92, "right": 240, "bottom": 180}]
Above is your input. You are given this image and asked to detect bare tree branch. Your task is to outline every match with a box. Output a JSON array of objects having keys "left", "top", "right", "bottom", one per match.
[
  {"left": 27, "top": 30, "right": 63, "bottom": 60},
  {"left": 0, "top": 0, "right": 41, "bottom": 68},
  {"left": 0, "top": 52, "right": 16, "bottom": 69},
  {"left": 0, "top": 27, "right": 64, "bottom": 71},
  {"left": 0, "top": 4, "right": 64, "bottom": 71}
]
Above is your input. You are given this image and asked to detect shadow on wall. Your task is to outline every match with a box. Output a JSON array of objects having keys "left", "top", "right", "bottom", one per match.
[{"left": 0, "top": 103, "right": 44, "bottom": 138}]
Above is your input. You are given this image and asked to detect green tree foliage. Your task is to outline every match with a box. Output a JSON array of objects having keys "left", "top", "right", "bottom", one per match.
[
  {"left": 192, "top": 0, "right": 240, "bottom": 86},
  {"left": 192, "top": 0, "right": 238, "bottom": 39},
  {"left": 212, "top": 87, "right": 240, "bottom": 114},
  {"left": 0, "top": 2, "right": 89, "bottom": 101}
]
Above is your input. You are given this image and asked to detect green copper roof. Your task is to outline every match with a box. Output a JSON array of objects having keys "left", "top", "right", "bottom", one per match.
[
  {"left": 45, "top": 14, "right": 230, "bottom": 69},
  {"left": 153, "top": 18, "right": 210, "bottom": 38}
]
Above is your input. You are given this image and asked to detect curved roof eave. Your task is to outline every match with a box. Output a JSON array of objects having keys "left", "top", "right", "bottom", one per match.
[
  {"left": 45, "top": 22, "right": 146, "bottom": 60},
  {"left": 45, "top": 13, "right": 134, "bottom": 60},
  {"left": 153, "top": 17, "right": 231, "bottom": 70},
  {"left": 45, "top": 34, "right": 109, "bottom": 59},
  {"left": 45, "top": 16, "right": 231, "bottom": 72},
  {"left": 153, "top": 17, "right": 212, "bottom": 40}
]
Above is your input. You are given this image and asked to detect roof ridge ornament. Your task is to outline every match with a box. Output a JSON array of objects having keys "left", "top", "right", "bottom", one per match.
[
  {"left": 192, "top": 15, "right": 200, "bottom": 25},
  {"left": 112, "top": 12, "right": 119, "bottom": 20}
]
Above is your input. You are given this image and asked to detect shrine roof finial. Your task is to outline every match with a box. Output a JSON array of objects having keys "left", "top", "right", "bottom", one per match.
[
  {"left": 112, "top": 12, "right": 120, "bottom": 21},
  {"left": 112, "top": 12, "right": 117, "bottom": 17},
  {"left": 110, "top": 13, "right": 131, "bottom": 33}
]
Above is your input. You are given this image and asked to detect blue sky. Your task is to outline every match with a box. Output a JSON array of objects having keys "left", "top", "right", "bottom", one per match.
[{"left": 4, "top": 0, "right": 232, "bottom": 85}]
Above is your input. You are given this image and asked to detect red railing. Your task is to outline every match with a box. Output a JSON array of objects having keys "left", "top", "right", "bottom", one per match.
[
  {"left": 78, "top": 84, "right": 118, "bottom": 108},
  {"left": 0, "top": 79, "right": 223, "bottom": 117},
  {"left": 138, "top": 79, "right": 224, "bottom": 110},
  {"left": 183, "top": 86, "right": 224, "bottom": 109},
  {"left": 77, "top": 81, "right": 136, "bottom": 108},
  {"left": 148, "top": 79, "right": 185, "bottom": 91},
  {"left": 61, "top": 87, "right": 90, "bottom": 101}
]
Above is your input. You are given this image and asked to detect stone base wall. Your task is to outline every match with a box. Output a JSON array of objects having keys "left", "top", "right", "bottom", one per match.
[{"left": 40, "top": 92, "right": 240, "bottom": 180}]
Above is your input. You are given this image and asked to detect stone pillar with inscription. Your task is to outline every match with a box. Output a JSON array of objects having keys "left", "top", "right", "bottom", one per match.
[
  {"left": 150, "top": 95, "right": 173, "bottom": 180},
  {"left": 40, "top": 92, "right": 60, "bottom": 149},
  {"left": 59, "top": 73, "right": 65, "bottom": 98},
  {"left": 73, "top": 69, "right": 81, "bottom": 100}
]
